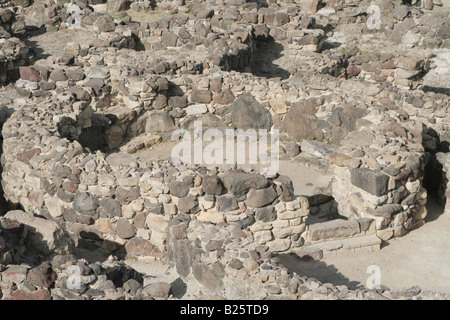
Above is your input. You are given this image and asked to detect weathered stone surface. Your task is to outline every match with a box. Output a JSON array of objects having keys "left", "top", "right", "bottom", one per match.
[
  {"left": 108, "top": 0, "right": 132, "bottom": 12},
  {"left": 255, "top": 206, "right": 277, "bottom": 222},
  {"left": 125, "top": 237, "right": 162, "bottom": 258},
  {"left": 6, "top": 289, "right": 51, "bottom": 300},
  {"left": 201, "top": 176, "right": 223, "bottom": 195},
  {"left": 115, "top": 187, "right": 140, "bottom": 204},
  {"left": 116, "top": 218, "right": 136, "bottom": 239},
  {"left": 17, "top": 148, "right": 41, "bottom": 164},
  {"left": 301, "top": 140, "right": 338, "bottom": 159},
  {"left": 283, "top": 99, "right": 322, "bottom": 141},
  {"left": 214, "top": 89, "right": 235, "bottom": 105},
  {"left": 145, "top": 112, "right": 176, "bottom": 133},
  {"left": 308, "top": 219, "right": 360, "bottom": 241},
  {"left": 350, "top": 168, "right": 390, "bottom": 196},
  {"left": 230, "top": 93, "right": 273, "bottom": 130},
  {"left": 169, "top": 181, "right": 190, "bottom": 198},
  {"left": 19, "top": 67, "right": 42, "bottom": 82},
  {"left": 99, "top": 198, "right": 121, "bottom": 217},
  {"left": 74, "top": 191, "right": 99, "bottom": 215},
  {"left": 192, "top": 262, "right": 223, "bottom": 291},
  {"left": 177, "top": 195, "right": 199, "bottom": 214},
  {"left": 143, "top": 282, "right": 172, "bottom": 298},
  {"left": 216, "top": 194, "right": 239, "bottom": 212},
  {"left": 168, "top": 96, "right": 188, "bottom": 109},
  {"left": 393, "top": 5, "right": 409, "bottom": 21},
  {"left": 5, "top": 211, "right": 73, "bottom": 255},
  {"left": 26, "top": 261, "right": 57, "bottom": 288},
  {"left": 172, "top": 239, "right": 192, "bottom": 278},
  {"left": 367, "top": 204, "right": 403, "bottom": 218},
  {"left": 245, "top": 187, "right": 277, "bottom": 208},
  {"left": 296, "top": 247, "right": 323, "bottom": 260},
  {"left": 191, "top": 89, "right": 212, "bottom": 103},
  {"left": 223, "top": 172, "right": 269, "bottom": 197}
]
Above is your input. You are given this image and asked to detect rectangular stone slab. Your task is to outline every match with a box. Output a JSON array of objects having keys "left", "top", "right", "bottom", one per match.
[
  {"left": 308, "top": 219, "right": 360, "bottom": 241},
  {"left": 350, "top": 168, "right": 390, "bottom": 196}
]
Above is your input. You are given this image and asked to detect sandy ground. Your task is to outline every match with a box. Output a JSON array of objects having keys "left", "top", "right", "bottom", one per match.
[{"left": 277, "top": 198, "right": 450, "bottom": 294}]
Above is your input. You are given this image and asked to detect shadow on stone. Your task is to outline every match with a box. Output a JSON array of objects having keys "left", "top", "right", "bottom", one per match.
[
  {"left": 275, "top": 253, "right": 362, "bottom": 290},
  {"left": 170, "top": 277, "right": 188, "bottom": 299},
  {"left": 251, "top": 40, "right": 290, "bottom": 80}
]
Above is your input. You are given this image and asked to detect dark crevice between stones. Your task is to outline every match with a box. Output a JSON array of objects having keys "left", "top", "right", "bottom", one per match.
[
  {"left": 77, "top": 121, "right": 109, "bottom": 153},
  {"left": 305, "top": 195, "right": 342, "bottom": 226},
  {"left": 251, "top": 39, "right": 290, "bottom": 80},
  {"left": 218, "top": 30, "right": 291, "bottom": 80},
  {"left": 422, "top": 126, "right": 448, "bottom": 220},
  {"left": 57, "top": 115, "right": 110, "bottom": 154}
]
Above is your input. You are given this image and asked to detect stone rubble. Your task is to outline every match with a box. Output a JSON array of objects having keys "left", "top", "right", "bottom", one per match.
[{"left": 0, "top": 0, "right": 448, "bottom": 300}]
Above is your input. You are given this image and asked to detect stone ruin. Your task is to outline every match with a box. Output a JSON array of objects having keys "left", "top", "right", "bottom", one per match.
[{"left": 0, "top": 0, "right": 449, "bottom": 300}]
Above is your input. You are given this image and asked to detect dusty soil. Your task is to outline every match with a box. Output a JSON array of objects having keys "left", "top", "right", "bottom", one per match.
[{"left": 277, "top": 197, "right": 450, "bottom": 294}]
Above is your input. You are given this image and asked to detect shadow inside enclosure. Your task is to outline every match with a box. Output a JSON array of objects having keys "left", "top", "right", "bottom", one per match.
[{"left": 275, "top": 253, "right": 363, "bottom": 290}]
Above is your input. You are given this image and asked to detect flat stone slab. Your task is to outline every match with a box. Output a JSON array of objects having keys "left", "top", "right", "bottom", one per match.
[
  {"left": 307, "top": 234, "right": 382, "bottom": 254},
  {"left": 308, "top": 219, "right": 360, "bottom": 241},
  {"left": 106, "top": 152, "right": 138, "bottom": 167},
  {"left": 300, "top": 139, "right": 338, "bottom": 159}
]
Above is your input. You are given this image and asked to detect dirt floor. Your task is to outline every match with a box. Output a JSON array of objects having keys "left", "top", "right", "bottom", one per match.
[{"left": 277, "top": 197, "right": 450, "bottom": 294}]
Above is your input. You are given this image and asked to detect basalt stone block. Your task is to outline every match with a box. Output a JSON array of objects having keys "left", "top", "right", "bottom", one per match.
[
  {"left": 169, "top": 181, "right": 190, "bottom": 198},
  {"left": 255, "top": 205, "right": 277, "bottom": 222},
  {"left": 116, "top": 218, "right": 136, "bottom": 239},
  {"left": 143, "top": 282, "right": 172, "bottom": 298},
  {"left": 367, "top": 204, "right": 403, "bottom": 218},
  {"left": 191, "top": 89, "right": 212, "bottom": 104},
  {"left": 230, "top": 93, "right": 272, "bottom": 130},
  {"left": 201, "top": 176, "right": 223, "bottom": 195},
  {"left": 177, "top": 195, "right": 199, "bottom": 214},
  {"left": 213, "top": 89, "right": 235, "bottom": 105},
  {"left": 125, "top": 237, "right": 162, "bottom": 258},
  {"left": 283, "top": 98, "right": 322, "bottom": 141},
  {"left": 99, "top": 198, "right": 122, "bottom": 217},
  {"left": 6, "top": 289, "right": 51, "bottom": 300},
  {"left": 192, "top": 262, "right": 223, "bottom": 291},
  {"left": 216, "top": 194, "right": 239, "bottom": 212},
  {"left": 145, "top": 202, "right": 164, "bottom": 215},
  {"left": 26, "top": 261, "right": 57, "bottom": 288},
  {"left": 223, "top": 172, "right": 269, "bottom": 198},
  {"left": 168, "top": 95, "right": 188, "bottom": 109},
  {"left": 350, "top": 168, "right": 390, "bottom": 196},
  {"left": 245, "top": 187, "right": 277, "bottom": 208},
  {"left": 108, "top": 0, "right": 132, "bottom": 12},
  {"left": 172, "top": 239, "right": 192, "bottom": 278},
  {"left": 308, "top": 219, "right": 360, "bottom": 241},
  {"left": 19, "top": 66, "right": 42, "bottom": 82},
  {"left": 115, "top": 186, "right": 140, "bottom": 204}
]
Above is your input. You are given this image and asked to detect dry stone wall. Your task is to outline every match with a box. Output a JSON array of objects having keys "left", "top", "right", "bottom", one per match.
[
  {"left": 1, "top": 97, "right": 312, "bottom": 259},
  {"left": 2, "top": 0, "right": 448, "bottom": 258},
  {"left": 0, "top": 0, "right": 449, "bottom": 300}
]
